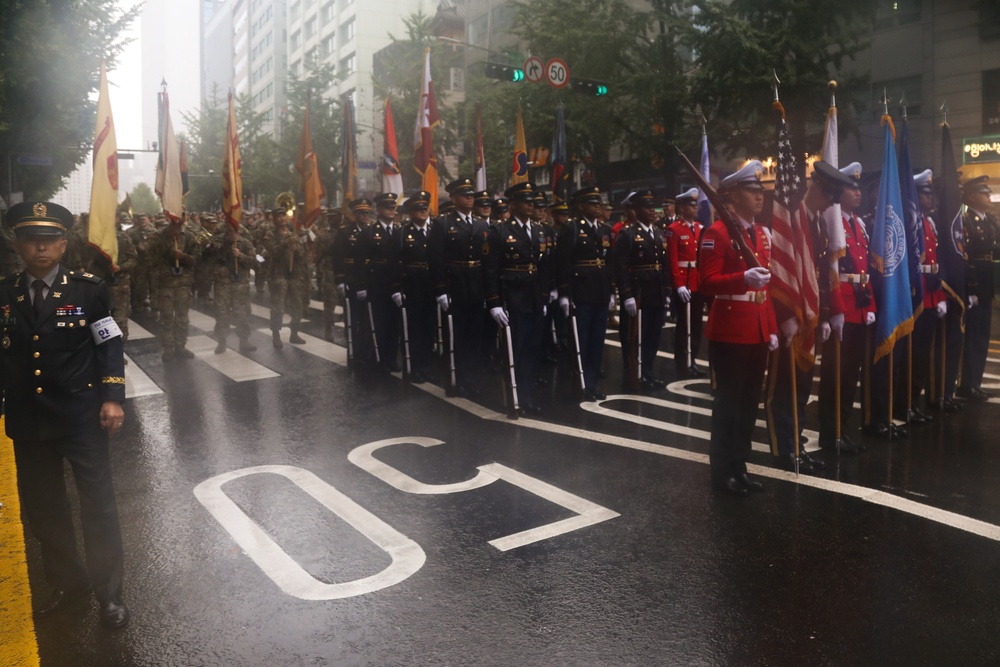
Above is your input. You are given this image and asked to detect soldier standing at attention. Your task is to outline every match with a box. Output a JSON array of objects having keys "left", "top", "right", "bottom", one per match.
[
  {"left": 699, "top": 162, "right": 778, "bottom": 496},
  {"left": 474, "top": 190, "right": 493, "bottom": 221},
  {"left": 334, "top": 199, "right": 374, "bottom": 365},
  {"left": 393, "top": 191, "right": 436, "bottom": 382},
  {"left": 315, "top": 208, "right": 344, "bottom": 342},
  {"left": 148, "top": 211, "right": 201, "bottom": 360},
  {"left": 264, "top": 206, "right": 308, "bottom": 349},
  {"left": 364, "top": 193, "right": 402, "bottom": 373},
  {"left": 0, "top": 202, "right": 130, "bottom": 628},
  {"left": 666, "top": 187, "right": 707, "bottom": 379},
  {"left": 212, "top": 220, "right": 257, "bottom": 353}
]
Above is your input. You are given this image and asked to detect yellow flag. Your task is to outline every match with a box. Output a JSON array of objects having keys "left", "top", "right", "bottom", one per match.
[
  {"left": 88, "top": 61, "right": 119, "bottom": 265},
  {"left": 296, "top": 92, "right": 324, "bottom": 228},
  {"left": 222, "top": 93, "right": 242, "bottom": 230},
  {"left": 511, "top": 104, "right": 529, "bottom": 185}
]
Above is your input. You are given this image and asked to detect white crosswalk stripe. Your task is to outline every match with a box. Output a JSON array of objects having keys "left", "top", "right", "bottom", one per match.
[
  {"left": 256, "top": 328, "right": 347, "bottom": 366},
  {"left": 127, "top": 319, "right": 155, "bottom": 340},
  {"left": 124, "top": 353, "right": 163, "bottom": 399},
  {"left": 185, "top": 335, "right": 281, "bottom": 382}
]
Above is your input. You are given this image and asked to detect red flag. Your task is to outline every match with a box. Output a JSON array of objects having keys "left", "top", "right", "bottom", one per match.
[
  {"left": 222, "top": 92, "right": 242, "bottom": 232},
  {"left": 381, "top": 97, "right": 403, "bottom": 197},
  {"left": 414, "top": 48, "right": 440, "bottom": 214},
  {"left": 475, "top": 103, "right": 486, "bottom": 191},
  {"left": 296, "top": 91, "right": 325, "bottom": 228}
]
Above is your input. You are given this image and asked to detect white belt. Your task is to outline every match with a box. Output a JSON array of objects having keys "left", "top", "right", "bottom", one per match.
[
  {"left": 839, "top": 273, "right": 869, "bottom": 285},
  {"left": 677, "top": 261, "right": 697, "bottom": 268},
  {"left": 919, "top": 264, "right": 939, "bottom": 274},
  {"left": 716, "top": 291, "right": 767, "bottom": 303}
]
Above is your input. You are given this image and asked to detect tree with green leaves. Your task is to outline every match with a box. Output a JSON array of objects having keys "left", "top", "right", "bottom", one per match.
[
  {"left": 0, "top": 0, "right": 139, "bottom": 203},
  {"left": 129, "top": 182, "right": 160, "bottom": 216}
]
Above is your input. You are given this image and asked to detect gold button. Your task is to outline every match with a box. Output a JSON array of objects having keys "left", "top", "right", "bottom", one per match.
[
  {"left": 36, "top": 387, "right": 42, "bottom": 394},
  {"left": 87, "top": 383, "right": 93, "bottom": 388},
  {"left": 34, "top": 369, "right": 40, "bottom": 376},
  {"left": 33, "top": 352, "right": 40, "bottom": 358},
  {"left": 69, "top": 323, "right": 75, "bottom": 328},
  {"left": 32, "top": 335, "right": 39, "bottom": 341}
]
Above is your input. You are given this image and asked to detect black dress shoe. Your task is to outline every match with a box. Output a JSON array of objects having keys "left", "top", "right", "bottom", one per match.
[
  {"left": 688, "top": 365, "right": 707, "bottom": 378},
  {"left": 712, "top": 477, "right": 750, "bottom": 497},
  {"left": 738, "top": 472, "right": 764, "bottom": 493},
  {"left": 972, "top": 387, "right": 993, "bottom": 401},
  {"left": 99, "top": 600, "right": 131, "bottom": 630},
  {"left": 800, "top": 452, "right": 827, "bottom": 470},
  {"left": 408, "top": 371, "right": 425, "bottom": 384},
  {"left": 583, "top": 388, "right": 607, "bottom": 401},
  {"left": 33, "top": 585, "right": 89, "bottom": 618},
  {"left": 942, "top": 397, "right": 963, "bottom": 412},
  {"left": 912, "top": 407, "right": 934, "bottom": 423},
  {"left": 536, "top": 376, "right": 551, "bottom": 387},
  {"left": 774, "top": 454, "right": 821, "bottom": 475},
  {"left": 642, "top": 376, "right": 666, "bottom": 389},
  {"left": 905, "top": 408, "right": 927, "bottom": 424}
]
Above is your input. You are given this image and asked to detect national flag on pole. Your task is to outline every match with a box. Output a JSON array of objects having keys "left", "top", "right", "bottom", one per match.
[
  {"left": 341, "top": 98, "right": 358, "bottom": 210},
  {"left": 414, "top": 48, "right": 440, "bottom": 214},
  {"left": 936, "top": 122, "right": 968, "bottom": 310},
  {"left": 870, "top": 116, "right": 914, "bottom": 362},
  {"left": 770, "top": 106, "right": 819, "bottom": 370},
  {"left": 551, "top": 104, "right": 568, "bottom": 201},
  {"left": 475, "top": 103, "right": 487, "bottom": 192},
  {"left": 296, "top": 90, "right": 324, "bottom": 229},
  {"left": 511, "top": 104, "right": 529, "bottom": 185},
  {"left": 179, "top": 140, "right": 190, "bottom": 197},
  {"left": 820, "top": 98, "right": 846, "bottom": 265},
  {"left": 696, "top": 126, "right": 712, "bottom": 227},
  {"left": 897, "top": 117, "right": 924, "bottom": 313},
  {"left": 381, "top": 97, "right": 403, "bottom": 198},
  {"left": 154, "top": 82, "right": 184, "bottom": 220},
  {"left": 88, "top": 60, "right": 119, "bottom": 265},
  {"left": 222, "top": 92, "right": 242, "bottom": 232}
]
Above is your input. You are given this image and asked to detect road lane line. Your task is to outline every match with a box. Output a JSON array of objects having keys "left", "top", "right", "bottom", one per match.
[
  {"left": 186, "top": 336, "right": 280, "bottom": 382},
  {"left": 124, "top": 353, "right": 163, "bottom": 399},
  {"left": 0, "top": 420, "right": 41, "bottom": 667},
  {"left": 257, "top": 329, "right": 347, "bottom": 365}
]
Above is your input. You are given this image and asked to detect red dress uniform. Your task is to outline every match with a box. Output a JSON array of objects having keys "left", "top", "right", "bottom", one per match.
[
  {"left": 836, "top": 212, "right": 877, "bottom": 324},
  {"left": 667, "top": 218, "right": 706, "bottom": 374},
  {"left": 909, "top": 213, "right": 948, "bottom": 410},
  {"left": 700, "top": 220, "right": 777, "bottom": 343},
  {"left": 666, "top": 219, "right": 701, "bottom": 291},
  {"left": 920, "top": 215, "right": 947, "bottom": 311}
]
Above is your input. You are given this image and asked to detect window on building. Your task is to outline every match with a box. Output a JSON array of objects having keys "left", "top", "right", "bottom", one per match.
[
  {"left": 492, "top": 5, "right": 515, "bottom": 33},
  {"left": 874, "top": 0, "right": 921, "bottom": 30},
  {"left": 290, "top": 0, "right": 300, "bottom": 21},
  {"left": 321, "top": 1, "right": 334, "bottom": 23},
  {"left": 449, "top": 67, "right": 465, "bottom": 93},
  {"left": 305, "top": 16, "right": 317, "bottom": 38},
  {"left": 267, "top": 82, "right": 274, "bottom": 98},
  {"left": 468, "top": 15, "right": 488, "bottom": 45},
  {"left": 340, "top": 52, "right": 355, "bottom": 76},
  {"left": 305, "top": 0, "right": 315, "bottom": 7},
  {"left": 306, "top": 47, "right": 318, "bottom": 65},
  {"left": 322, "top": 34, "right": 335, "bottom": 56},
  {"left": 340, "top": 18, "right": 355, "bottom": 42},
  {"left": 871, "top": 75, "right": 922, "bottom": 118},
  {"left": 291, "top": 59, "right": 301, "bottom": 77},
  {"left": 290, "top": 29, "right": 301, "bottom": 51},
  {"left": 343, "top": 0, "right": 354, "bottom": 7}
]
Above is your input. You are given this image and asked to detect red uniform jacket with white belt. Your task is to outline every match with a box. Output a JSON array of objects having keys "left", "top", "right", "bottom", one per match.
[
  {"left": 699, "top": 220, "right": 777, "bottom": 344},
  {"left": 836, "top": 212, "right": 877, "bottom": 324},
  {"left": 666, "top": 218, "right": 702, "bottom": 291},
  {"left": 919, "top": 214, "right": 947, "bottom": 310}
]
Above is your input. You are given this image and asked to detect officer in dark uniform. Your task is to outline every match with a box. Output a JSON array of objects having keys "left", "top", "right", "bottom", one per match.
[
  {"left": 486, "top": 182, "right": 550, "bottom": 414},
  {"left": 333, "top": 199, "right": 374, "bottom": 366},
  {"left": 666, "top": 187, "right": 707, "bottom": 378},
  {"left": 818, "top": 163, "right": 875, "bottom": 454},
  {"left": 555, "top": 186, "right": 615, "bottom": 400},
  {"left": 363, "top": 193, "right": 402, "bottom": 372},
  {"left": 474, "top": 190, "right": 493, "bottom": 221},
  {"left": 613, "top": 189, "right": 672, "bottom": 391},
  {"left": 428, "top": 178, "right": 490, "bottom": 396},
  {"left": 957, "top": 175, "right": 998, "bottom": 401},
  {"left": 490, "top": 197, "right": 510, "bottom": 225},
  {"left": 0, "top": 202, "right": 129, "bottom": 628},
  {"left": 393, "top": 192, "right": 436, "bottom": 383}
]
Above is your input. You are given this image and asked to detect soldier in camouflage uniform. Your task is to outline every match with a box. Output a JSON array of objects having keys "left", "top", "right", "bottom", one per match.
[
  {"left": 263, "top": 207, "right": 308, "bottom": 348},
  {"left": 148, "top": 214, "right": 202, "bottom": 360},
  {"left": 314, "top": 208, "right": 344, "bottom": 341},
  {"left": 192, "top": 213, "right": 218, "bottom": 306},
  {"left": 211, "top": 221, "right": 257, "bottom": 353},
  {"left": 82, "top": 225, "right": 138, "bottom": 341},
  {"left": 126, "top": 213, "right": 156, "bottom": 311}
]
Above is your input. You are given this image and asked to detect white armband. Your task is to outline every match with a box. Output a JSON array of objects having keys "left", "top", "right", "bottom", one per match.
[{"left": 90, "top": 316, "right": 123, "bottom": 345}]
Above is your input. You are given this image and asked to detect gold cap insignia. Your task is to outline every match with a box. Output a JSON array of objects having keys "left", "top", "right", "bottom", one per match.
[
  {"left": 33, "top": 203, "right": 47, "bottom": 217},
  {"left": 855, "top": 169, "right": 861, "bottom": 179},
  {"left": 755, "top": 168, "right": 763, "bottom": 179}
]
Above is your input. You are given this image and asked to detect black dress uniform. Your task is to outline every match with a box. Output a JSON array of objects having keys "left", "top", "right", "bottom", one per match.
[
  {"left": 555, "top": 187, "right": 614, "bottom": 399},
  {"left": 613, "top": 190, "right": 671, "bottom": 389},
  {"left": 959, "top": 176, "right": 998, "bottom": 400},
  {"left": 0, "top": 202, "right": 129, "bottom": 628},
  {"left": 364, "top": 193, "right": 402, "bottom": 372},
  {"left": 486, "top": 182, "right": 550, "bottom": 412},
  {"left": 332, "top": 199, "right": 373, "bottom": 366},
  {"left": 428, "top": 180, "right": 490, "bottom": 395},
  {"left": 394, "top": 192, "right": 436, "bottom": 382}
]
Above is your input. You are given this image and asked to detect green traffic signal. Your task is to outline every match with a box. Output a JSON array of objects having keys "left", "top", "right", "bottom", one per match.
[
  {"left": 513, "top": 69, "right": 525, "bottom": 82},
  {"left": 596, "top": 85, "right": 608, "bottom": 96},
  {"left": 485, "top": 62, "right": 525, "bottom": 83}
]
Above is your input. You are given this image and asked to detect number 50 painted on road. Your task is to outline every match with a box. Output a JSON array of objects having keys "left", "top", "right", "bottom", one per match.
[{"left": 194, "top": 437, "right": 618, "bottom": 600}]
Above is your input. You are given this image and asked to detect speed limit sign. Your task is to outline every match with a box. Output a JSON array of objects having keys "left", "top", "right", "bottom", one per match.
[{"left": 545, "top": 58, "right": 570, "bottom": 89}]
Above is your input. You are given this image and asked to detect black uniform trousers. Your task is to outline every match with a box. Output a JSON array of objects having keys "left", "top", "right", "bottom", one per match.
[
  {"left": 449, "top": 302, "right": 483, "bottom": 390},
  {"left": 961, "top": 296, "right": 993, "bottom": 391},
  {"left": 818, "top": 322, "right": 867, "bottom": 440},
  {"left": 619, "top": 301, "right": 666, "bottom": 380},
  {"left": 13, "top": 430, "right": 124, "bottom": 603},
  {"left": 572, "top": 302, "right": 609, "bottom": 392},
  {"left": 867, "top": 334, "right": 906, "bottom": 427},
  {"left": 765, "top": 343, "right": 815, "bottom": 457},
  {"left": 403, "top": 297, "right": 436, "bottom": 376},
  {"left": 672, "top": 293, "right": 705, "bottom": 373},
  {"left": 369, "top": 292, "right": 400, "bottom": 372},
  {"left": 910, "top": 309, "right": 939, "bottom": 407},
  {"left": 709, "top": 341, "right": 768, "bottom": 482},
  {"left": 509, "top": 307, "right": 544, "bottom": 405},
  {"left": 943, "top": 304, "right": 964, "bottom": 399},
  {"left": 345, "top": 291, "right": 372, "bottom": 367}
]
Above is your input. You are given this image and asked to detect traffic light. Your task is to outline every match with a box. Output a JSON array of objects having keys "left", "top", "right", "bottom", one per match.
[
  {"left": 484, "top": 62, "right": 525, "bottom": 82},
  {"left": 572, "top": 78, "right": 609, "bottom": 96}
]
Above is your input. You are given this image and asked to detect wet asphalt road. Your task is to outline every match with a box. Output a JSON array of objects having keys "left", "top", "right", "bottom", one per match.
[{"left": 25, "top": 297, "right": 1000, "bottom": 666}]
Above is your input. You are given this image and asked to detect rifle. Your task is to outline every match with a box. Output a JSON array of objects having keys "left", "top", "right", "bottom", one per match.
[{"left": 675, "top": 147, "right": 761, "bottom": 270}]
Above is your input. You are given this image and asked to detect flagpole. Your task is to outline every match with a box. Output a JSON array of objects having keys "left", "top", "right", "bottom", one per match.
[
  {"left": 790, "top": 342, "right": 800, "bottom": 477},
  {"left": 835, "top": 335, "right": 842, "bottom": 448}
]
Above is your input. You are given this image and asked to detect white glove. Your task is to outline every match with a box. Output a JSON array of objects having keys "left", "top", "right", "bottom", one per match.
[
  {"left": 817, "top": 321, "right": 831, "bottom": 344},
  {"left": 356, "top": 290, "right": 368, "bottom": 302},
  {"left": 865, "top": 311, "right": 876, "bottom": 326},
  {"left": 490, "top": 306, "right": 509, "bottom": 326},
  {"left": 437, "top": 294, "right": 450, "bottom": 312},
  {"left": 624, "top": 297, "right": 637, "bottom": 318},
  {"left": 936, "top": 300, "right": 947, "bottom": 318},
  {"left": 677, "top": 286, "right": 692, "bottom": 303},
  {"left": 337, "top": 283, "right": 346, "bottom": 299},
  {"left": 829, "top": 313, "right": 845, "bottom": 341},
  {"left": 744, "top": 267, "right": 771, "bottom": 290},
  {"left": 543, "top": 305, "right": 548, "bottom": 317},
  {"left": 780, "top": 317, "right": 798, "bottom": 347},
  {"left": 768, "top": 334, "right": 779, "bottom": 351},
  {"left": 392, "top": 292, "right": 403, "bottom": 308},
  {"left": 970, "top": 295, "right": 980, "bottom": 308},
  {"left": 559, "top": 297, "right": 570, "bottom": 317},
  {"left": 608, "top": 293, "right": 616, "bottom": 312},
  {"left": 549, "top": 289, "right": 558, "bottom": 303}
]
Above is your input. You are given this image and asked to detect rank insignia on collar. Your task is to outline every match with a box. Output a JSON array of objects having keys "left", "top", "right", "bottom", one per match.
[
  {"left": 61, "top": 274, "right": 68, "bottom": 285},
  {"left": 52, "top": 292, "right": 61, "bottom": 299},
  {"left": 2, "top": 336, "right": 9, "bottom": 349},
  {"left": 16, "top": 295, "right": 24, "bottom": 303}
]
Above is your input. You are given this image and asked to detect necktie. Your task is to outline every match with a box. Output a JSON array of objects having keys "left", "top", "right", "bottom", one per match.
[{"left": 32, "top": 279, "right": 45, "bottom": 319}]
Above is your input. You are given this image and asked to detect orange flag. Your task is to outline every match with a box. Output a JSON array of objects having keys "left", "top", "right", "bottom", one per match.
[
  {"left": 222, "top": 92, "right": 242, "bottom": 231},
  {"left": 414, "top": 48, "right": 440, "bottom": 214},
  {"left": 296, "top": 91, "right": 324, "bottom": 228}
]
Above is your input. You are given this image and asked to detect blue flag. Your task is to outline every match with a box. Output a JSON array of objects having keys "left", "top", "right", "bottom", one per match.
[
  {"left": 936, "top": 123, "right": 967, "bottom": 308},
  {"left": 696, "top": 127, "right": 712, "bottom": 227},
  {"left": 897, "top": 118, "right": 924, "bottom": 313},
  {"left": 870, "top": 119, "right": 914, "bottom": 362}
]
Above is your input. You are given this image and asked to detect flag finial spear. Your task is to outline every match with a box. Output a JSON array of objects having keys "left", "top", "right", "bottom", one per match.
[
  {"left": 828, "top": 80, "right": 837, "bottom": 108},
  {"left": 772, "top": 70, "right": 781, "bottom": 103},
  {"left": 900, "top": 92, "right": 908, "bottom": 121},
  {"left": 940, "top": 101, "right": 949, "bottom": 124},
  {"left": 881, "top": 88, "right": 891, "bottom": 116}
]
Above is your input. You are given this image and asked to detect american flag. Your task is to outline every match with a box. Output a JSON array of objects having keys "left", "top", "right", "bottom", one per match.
[{"left": 769, "top": 111, "right": 819, "bottom": 369}]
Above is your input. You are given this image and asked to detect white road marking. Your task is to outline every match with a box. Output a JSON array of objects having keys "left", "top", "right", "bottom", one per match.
[
  {"left": 186, "top": 335, "right": 280, "bottom": 382},
  {"left": 124, "top": 353, "right": 163, "bottom": 398},
  {"left": 256, "top": 328, "right": 347, "bottom": 365},
  {"left": 349, "top": 437, "right": 495, "bottom": 494},
  {"left": 127, "top": 319, "right": 155, "bottom": 340},
  {"left": 187, "top": 309, "right": 217, "bottom": 333},
  {"left": 194, "top": 465, "right": 426, "bottom": 600}
]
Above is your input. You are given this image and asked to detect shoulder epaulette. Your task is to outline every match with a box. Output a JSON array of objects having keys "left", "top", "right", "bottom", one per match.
[{"left": 68, "top": 270, "right": 102, "bottom": 284}]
